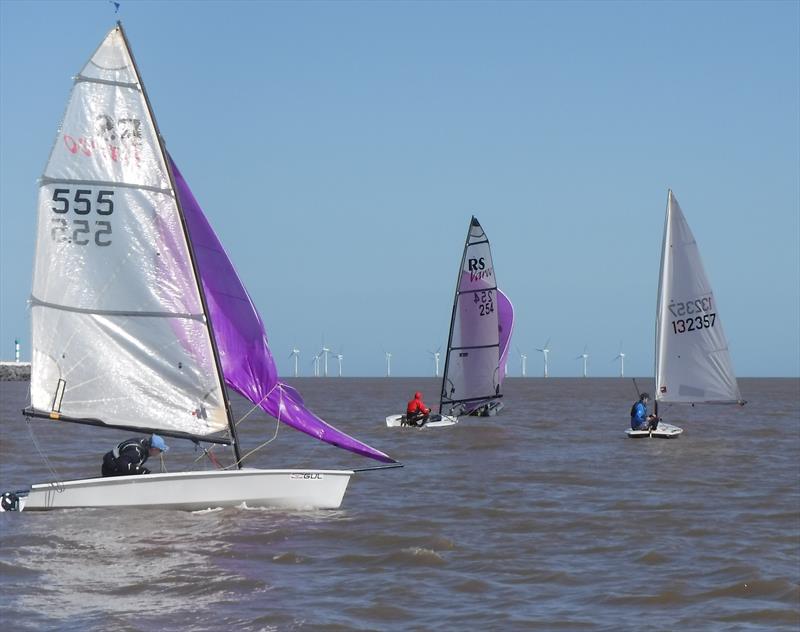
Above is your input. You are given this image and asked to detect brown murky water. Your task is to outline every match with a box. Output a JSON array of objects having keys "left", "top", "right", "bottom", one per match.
[{"left": 1, "top": 377, "right": 798, "bottom": 630}]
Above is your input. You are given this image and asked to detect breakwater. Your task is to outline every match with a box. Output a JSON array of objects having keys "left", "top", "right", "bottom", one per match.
[{"left": 0, "top": 362, "right": 31, "bottom": 380}]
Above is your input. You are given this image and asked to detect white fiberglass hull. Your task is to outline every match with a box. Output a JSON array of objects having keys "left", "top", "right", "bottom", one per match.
[
  {"left": 12, "top": 469, "right": 353, "bottom": 512},
  {"left": 385, "top": 414, "right": 458, "bottom": 428},
  {"left": 626, "top": 422, "right": 683, "bottom": 439}
]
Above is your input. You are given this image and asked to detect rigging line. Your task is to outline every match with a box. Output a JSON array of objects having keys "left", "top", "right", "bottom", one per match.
[
  {"left": 24, "top": 416, "right": 65, "bottom": 492},
  {"left": 187, "top": 444, "right": 225, "bottom": 470},
  {"left": 233, "top": 387, "right": 275, "bottom": 427},
  {"left": 225, "top": 386, "right": 284, "bottom": 468},
  {"left": 200, "top": 383, "right": 284, "bottom": 469}
]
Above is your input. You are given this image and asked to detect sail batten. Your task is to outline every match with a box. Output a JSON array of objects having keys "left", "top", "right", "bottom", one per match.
[
  {"left": 654, "top": 191, "right": 741, "bottom": 404},
  {"left": 75, "top": 76, "right": 140, "bottom": 90},
  {"left": 40, "top": 176, "right": 173, "bottom": 194},
  {"left": 30, "top": 297, "right": 205, "bottom": 321}
]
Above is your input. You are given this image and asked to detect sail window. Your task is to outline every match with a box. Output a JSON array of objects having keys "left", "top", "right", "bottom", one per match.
[{"left": 51, "top": 379, "right": 66, "bottom": 413}]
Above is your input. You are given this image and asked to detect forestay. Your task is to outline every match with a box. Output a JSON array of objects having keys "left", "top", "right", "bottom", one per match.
[
  {"left": 440, "top": 217, "right": 502, "bottom": 415},
  {"left": 29, "top": 27, "right": 228, "bottom": 437},
  {"left": 655, "top": 191, "right": 741, "bottom": 404}
]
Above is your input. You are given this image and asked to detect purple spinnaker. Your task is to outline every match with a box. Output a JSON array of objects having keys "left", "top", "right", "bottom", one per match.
[
  {"left": 497, "top": 289, "right": 514, "bottom": 383},
  {"left": 170, "top": 156, "right": 395, "bottom": 463}
]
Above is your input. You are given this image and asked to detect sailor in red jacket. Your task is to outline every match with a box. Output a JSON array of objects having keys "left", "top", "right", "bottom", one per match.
[{"left": 405, "top": 391, "right": 431, "bottom": 427}]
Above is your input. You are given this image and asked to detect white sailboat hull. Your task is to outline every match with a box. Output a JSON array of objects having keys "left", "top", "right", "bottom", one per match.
[
  {"left": 625, "top": 422, "right": 683, "bottom": 439},
  {"left": 12, "top": 469, "right": 353, "bottom": 512},
  {"left": 385, "top": 414, "right": 458, "bottom": 428}
]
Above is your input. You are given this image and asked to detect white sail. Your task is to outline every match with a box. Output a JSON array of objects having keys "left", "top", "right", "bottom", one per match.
[
  {"left": 441, "top": 217, "right": 501, "bottom": 415},
  {"left": 30, "top": 26, "right": 228, "bottom": 436},
  {"left": 655, "top": 191, "right": 741, "bottom": 403}
]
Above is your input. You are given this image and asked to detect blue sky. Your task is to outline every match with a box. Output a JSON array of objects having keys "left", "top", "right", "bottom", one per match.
[{"left": 1, "top": 0, "right": 798, "bottom": 377}]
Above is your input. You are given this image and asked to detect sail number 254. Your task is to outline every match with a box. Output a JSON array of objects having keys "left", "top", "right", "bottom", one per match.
[
  {"left": 671, "top": 313, "right": 716, "bottom": 334},
  {"left": 473, "top": 290, "right": 495, "bottom": 316},
  {"left": 50, "top": 188, "right": 113, "bottom": 246}
]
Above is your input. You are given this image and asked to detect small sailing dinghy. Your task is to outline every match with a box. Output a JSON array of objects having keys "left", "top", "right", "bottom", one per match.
[
  {"left": 1, "top": 23, "right": 396, "bottom": 512},
  {"left": 386, "top": 216, "right": 512, "bottom": 428},
  {"left": 627, "top": 190, "right": 744, "bottom": 439}
]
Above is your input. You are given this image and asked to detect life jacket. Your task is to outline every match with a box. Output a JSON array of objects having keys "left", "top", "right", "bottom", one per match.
[
  {"left": 109, "top": 438, "right": 149, "bottom": 471},
  {"left": 407, "top": 392, "right": 428, "bottom": 415},
  {"left": 630, "top": 401, "right": 647, "bottom": 428}
]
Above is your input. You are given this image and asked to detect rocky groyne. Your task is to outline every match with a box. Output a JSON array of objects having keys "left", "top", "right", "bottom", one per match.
[{"left": 0, "top": 362, "right": 31, "bottom": 381}]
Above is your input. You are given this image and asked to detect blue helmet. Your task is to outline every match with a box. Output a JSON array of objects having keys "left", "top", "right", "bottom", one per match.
[{"left": 150, "top": 434, "right": 169, "bottom": 452}]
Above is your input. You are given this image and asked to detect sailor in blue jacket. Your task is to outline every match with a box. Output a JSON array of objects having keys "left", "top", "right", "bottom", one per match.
[
  {"left": 101, "top": 434, "right": 168, "bottom": 477},
  {"left": 630, "top": 393, "right": 659, "bottom": 430}
]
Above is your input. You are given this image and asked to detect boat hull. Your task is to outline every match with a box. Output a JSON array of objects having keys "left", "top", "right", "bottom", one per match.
[
  {"left": 626, "top": 422, "right": 683, "bottom": 439},
  {"left": 10, "top": 469, "right": 353, "bottom": 511},
  {"left": 385, "top": 414, "right": 458, "bottom": 428}
]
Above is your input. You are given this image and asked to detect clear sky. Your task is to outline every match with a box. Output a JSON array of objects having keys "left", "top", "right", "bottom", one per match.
[{"left": 1, "top": 0, "right": 798, "bottom": 377}]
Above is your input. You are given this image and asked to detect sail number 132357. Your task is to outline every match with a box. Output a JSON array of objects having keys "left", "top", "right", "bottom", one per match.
[{"left": 671, "top": 313, "right": 716, "bottom": 334}]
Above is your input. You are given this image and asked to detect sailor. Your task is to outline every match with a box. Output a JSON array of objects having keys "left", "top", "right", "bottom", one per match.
[
  {"left": 405, "top": 391, "right": 431, "bottom": 427},
  {"left": 630, "top": 393, "right": 659, "bottom": 431},
  {"left": 101, "top": 434, "right": 169, "bottom": 477}
]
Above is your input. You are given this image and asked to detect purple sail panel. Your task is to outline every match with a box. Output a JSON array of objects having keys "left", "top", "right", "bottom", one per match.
[
  {"left": 264, "top": 384, "right": 395, "bottom": 462},
  {"left": 497, "top": 289, "right": 514, "bottom": 383},
  {"left": 170, "top": 156, "right": 395, "bottom": 463}
]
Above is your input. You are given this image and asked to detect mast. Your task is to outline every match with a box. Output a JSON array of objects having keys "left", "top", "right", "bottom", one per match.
[
  {"left": 654, "top": 190, "right": 671, "bottom": 408},
  {"left": 116, "top": 22, "right": 243, "bottom": 467},
  {"left": 439, "top": 216, "right": 477, "bottom": 414}
]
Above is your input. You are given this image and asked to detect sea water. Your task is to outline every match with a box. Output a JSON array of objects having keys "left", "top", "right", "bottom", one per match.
[{"left": 1, "top": 377, "right": 798, "bottom": 630}]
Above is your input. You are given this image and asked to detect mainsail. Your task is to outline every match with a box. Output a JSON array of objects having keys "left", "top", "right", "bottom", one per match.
[
  {"left": 440, "top": 217, "right": 502, "bottom": 415},
  {"left": 28, "top": 25, "right": 229, "bottom": 439},
  {"left": 170, "top": 159, "right": 395, "bottom": 463},
  {"left": 655, "top": 191, "right": 741, "bottom": 404}
]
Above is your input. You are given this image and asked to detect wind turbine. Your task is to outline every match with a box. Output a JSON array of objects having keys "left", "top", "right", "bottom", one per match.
[
  {"left": 288, "top": 347, "right": 300, "bottom": 377},
  {"left": 576, "top": 346, "right": 589, "bottom": 378},
  {"left": 336, "top": 348, "right": 344, "bottom": 377},
  {"left": 613, "top": 342, "right": 626, "bottom": 378},
  {"left": 385, "top": 351, "right": 392, "bottom": 377},
  {"left": 516, "top": 347, "right": 527, "bottom": 377},
  {"left": 312, "top": 353, "right": 320, "bottom": 377},
  {"left": 318, "top": 343, "right": 333, "bottom": 377},
  {"left": 536, "top": 338, "right": 551, "bottom": 378},
  {"left": 428, "top": 347, "right": 441, "bottom": 377}
]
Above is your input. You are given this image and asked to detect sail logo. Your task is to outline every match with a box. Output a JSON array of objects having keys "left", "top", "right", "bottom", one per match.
[
  {"left": 63, "top": 114, "right": 143, "bottom": 165},
  {"left": 469, "top": 267, "right": 494, "bottom": 283},
  {"left": 290, "top": 473, "right": 324, "bottom": 480},
  {"left": 468, "top": 257, "right": 486, "bottom": 272}
]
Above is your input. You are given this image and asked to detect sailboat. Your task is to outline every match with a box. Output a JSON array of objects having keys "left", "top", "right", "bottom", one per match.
[
  {"left": 627, "top": 190, "right": 744, "bottom": 438},
  {"left": 0, "top": 23, "right": 397, "bottom": 512},
  {"left": 386, "top": 216, "right": 512, "bottom": 428}
]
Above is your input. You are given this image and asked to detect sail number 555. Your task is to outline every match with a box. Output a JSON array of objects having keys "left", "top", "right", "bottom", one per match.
[{"left": 50, "top": 188, "right": 114, "bottom": 246}]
